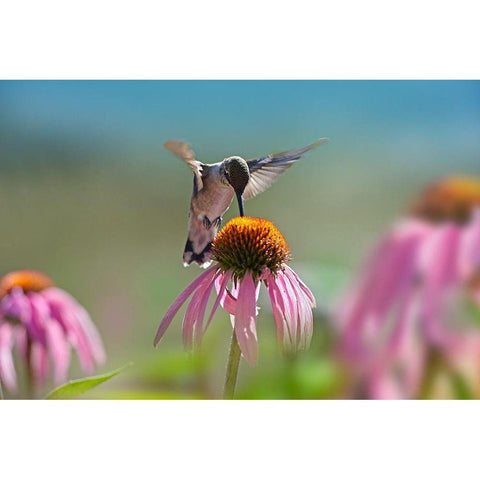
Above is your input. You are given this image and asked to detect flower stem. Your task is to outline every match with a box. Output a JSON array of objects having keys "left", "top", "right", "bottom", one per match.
[
  {"left": 0, "top": 379, "right": 4, "bottom": 400},
  {"left": 419, "top": 347, "right": 442, "bottom": 399},
  {"left": 223, "top": 199, "right": 244, "bottom": 399},
  {"left": 223, "top": 330, "right": 241, "bottom": 399}
]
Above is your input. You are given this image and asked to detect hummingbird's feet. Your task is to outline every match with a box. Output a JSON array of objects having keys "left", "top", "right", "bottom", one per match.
[
  {"left": 212, "top": 216, "right": 222, "bottom": 228},
  {"left": 202, "top": 216, "right": 222, "bottom": 229}
]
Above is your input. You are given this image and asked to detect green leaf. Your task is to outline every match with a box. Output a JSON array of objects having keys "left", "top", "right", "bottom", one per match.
[
  {"left": 450, "top": 371, "right": 474, "bottom": 400},
  {"left": 45, "top": 363, "right": 133, "bottom": 399}
]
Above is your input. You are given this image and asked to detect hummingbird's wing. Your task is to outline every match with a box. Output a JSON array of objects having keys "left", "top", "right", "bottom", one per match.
[
  {"left": 243, "top": 138, "right": 328, "bottom": 200},
  {"left": 164, "top": 140, "right": 204, "bottom": 190}
]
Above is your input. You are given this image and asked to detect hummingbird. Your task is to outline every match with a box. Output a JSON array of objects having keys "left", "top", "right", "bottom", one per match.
[{"left": 164, "top": 137, "right": 328, "bottom": 267}]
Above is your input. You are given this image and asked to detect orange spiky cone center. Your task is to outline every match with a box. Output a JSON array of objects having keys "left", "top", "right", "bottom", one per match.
[
  {"left": 410, "top": 176, "right": 480, "bottom": 224},
  {"left": 212, "top": 217, "right": 290, "bottom": 279},
  {"left": 0, "top": 270, "right": 54, "bottom": 298}
]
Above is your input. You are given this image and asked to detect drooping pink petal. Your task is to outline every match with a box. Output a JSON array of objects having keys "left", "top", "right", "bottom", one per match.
[
  {"left": 44, "top": 318, "right": 71, "bottom": 385},
  {"left": 419, "top": 224, "right": 462, "bottom": 345},
  {"left": 70, "top": 300, "right": 106, "bottom": 365},
  {"left": 338, "top": 230, "right": 405, "bottom": 355},
  {"left": 275, "top": 274, "right": 298, "bottom": 349},
  {"left": 1, "top": 288, "right": 40, "bottom": 341},
  {"left": 26, "top": 294, "right": 52, "bottom": 385},
  {"left": 282, "top": 270, "right": 314, "bottom": 350},
  {"left": 30, "top": 292, "right": 72, "bottom": 383},
  {"left": 368, "top": 364, "right": 405, "bottom": 400},
  {"left": 153, "top": 265, "right": 218, "bottom": 346},
  {"left": 233, "top": 273, "right": 258, "bottom": 366},
  {"left": 339, "top": 219, "right": 430, "bottom": 358},
  {"left": 193, "top": 272, "right": 221, "bottom": 348},
  {"left": 458, "top": 207, "right": 480, "bottom": 280},
  {"left": 283, "top": 266, "right": 316, "bottom": 308},
  {"left": 385, "top": 281, "right": 418, "bottom": 353},
  {"left": 215, "top": 274, "right": 238, "bottom": 315},
  {"left": 28, "top": 292, "right": 51, "bottom": 346},
  {"left": 15, "top": 327, "right": 28, "bottom": 359},
  {"left": 0, "top": 324, "right": 17, "bottom": 391},
  {"left": 46, "top": 296, "right": 96, "bottom": 373},
  {"left": 181, "top": 267, "right": 218, "bottom": 349},
  {"left": 42, "top": 287, "right": 105, "bottom": 373},
  {"left": 369, "top": 230, "right": 425, "bottom": 328},
  {"left": 29, "top": 341, "right": 49, "bottom": 386},
  {"left": 204, "top": 271, "right": 231, "bottom": 337},
  {"left": 365, "top": 278, "right": 427, "bottom": 400},
  {"left": 278, "top": 271, "right": 313, "bottom": 350},
  {"left": 267, "top": 274, "right": 291, "bottom": 352}
]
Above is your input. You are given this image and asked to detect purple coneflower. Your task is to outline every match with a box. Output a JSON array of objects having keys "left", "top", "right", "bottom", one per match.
[
  {"left": 338, "top": 176, "right": 480, "bottom": 399},
  {"left": 0, "top": 270, "right": 105, "bottom": 396},
  {"left": 154, "top": 217, "right": 315, "bottom": 397}
]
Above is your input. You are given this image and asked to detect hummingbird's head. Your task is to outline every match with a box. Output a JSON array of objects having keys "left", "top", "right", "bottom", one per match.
[{"left": 223, "top": 156, "right": 250, "bottom": 195}]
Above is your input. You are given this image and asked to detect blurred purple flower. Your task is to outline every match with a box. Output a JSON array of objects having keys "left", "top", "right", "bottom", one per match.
[
  {"left": 0, "top": 270, "right": 105, "bottom": 393},
  {"left": 154, "top": 217, "right": 315, "bottom": 365},
  {"left": 338, "top": 177, "right": 480, "bottom": 399}
]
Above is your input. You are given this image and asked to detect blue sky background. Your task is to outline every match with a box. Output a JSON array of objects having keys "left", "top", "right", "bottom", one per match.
[{"left": 1, "top": 81, "right": 479, "bottom": 171}]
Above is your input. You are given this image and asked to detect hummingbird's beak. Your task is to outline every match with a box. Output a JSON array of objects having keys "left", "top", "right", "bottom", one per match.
[{"left": 236, "top": 192, "right": 245, "bottom": 217}]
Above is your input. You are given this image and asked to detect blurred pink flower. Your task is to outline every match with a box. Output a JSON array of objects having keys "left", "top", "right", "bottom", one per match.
[
  {"left": 154, "top": 217, "right": 315, "bottom": 365},
  {"left": 338, "top": 177, "right": 480, "bottom": 399},
  {"left": 0, "top": 270, "right": 105, "bottom": 393}
]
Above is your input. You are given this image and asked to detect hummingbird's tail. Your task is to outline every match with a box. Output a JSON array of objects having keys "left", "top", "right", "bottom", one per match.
[
  {"left": 183, "top": 238, "right": 213, "bottom": 268},
  {"left": 182, "top": 215, "right": 216, "bottom": 268}
]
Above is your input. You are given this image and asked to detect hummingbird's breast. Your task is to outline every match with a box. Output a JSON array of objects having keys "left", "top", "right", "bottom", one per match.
[{"left": 195, "top": 177, "right": 234, "bottom": 219}]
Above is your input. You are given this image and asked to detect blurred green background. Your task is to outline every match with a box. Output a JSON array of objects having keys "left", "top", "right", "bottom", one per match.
[{"left": 1, "top": 81, "right": 479, "bottom": 398}]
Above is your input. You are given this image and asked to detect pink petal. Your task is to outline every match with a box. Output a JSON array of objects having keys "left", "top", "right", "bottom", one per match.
[
  {"left": 0, "top": 324, "right": 17, "bottom": 391},
  {"left": 44, "top": 318, "right": 71, "bottom": 385},
  {"left": 339, "top": 220, "right": 428, "bottom": 358},
  {"left": 154, "top": 265, "right": 218, "bottom": 346},
  {"left": 458, "top": 207, "right": 480, "bottom": 279},
  {"left": 29, "top": 341, "right": 49, "bottom": 385},
  {"left": 282, "top": 271, "right": 313, "bottom": 350},
  {"left": 31, "top": 292, "right": 72, "bottom": 384},
  {"left": 181, "top": 268, "right": 218, "bottom": 349},
  {"left": 215, "top": 275, "right": 238, "bottom": 315},
  {"left": 369, "top": 233, "right": 423, "bottom": 326},
  {"left": 234, "top": 273, "right": 258, "bottom": 366},
  {"left": 15, "top": 328, "right": 28, "bottom": 358},
  {"left": 275, "top": 274, "right": 298, "bottom": 348},
  {"left": 193, "top": 273, "right": 220, "bottom": 348},
  {"left": 283, "top": 266, "right": 316, "bottom": 308},
  {"left": 386, "top": 283, "right": 418, "bottom": 352},
  {"left": 1, "top": 288, "right": 39, "bottom": 341},
  {"left": 71, "top": 301, "right": 106, "bottom": 365},
  {"left": 338, "top": 231, "right": 403, "bottom": 354},
  {"left": 267, "top": 274, "right": 291, "bottom": 352},
  {"left": 368, "top": 365, "right": 405, "bottom": 400},
  {"left": 204, "top": 271, "right": 231, "bottom": 335},
  {"left": 419, "top": 224, "right": 462, "bottom": 344},
  {"left": 28, "top": 292, "right": 51, "bottom": 346},
  {"left": 367, "top": 295, "right": 426, "bottom": 400},
  {"left": 46, "top": 297, "right": 96, "bottom": 373},
  {"left": 42, "top": 288, "right": 104, "bottom": 374}
]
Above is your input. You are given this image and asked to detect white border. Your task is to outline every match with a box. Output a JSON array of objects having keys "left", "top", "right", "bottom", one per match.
[
  {"left": 1, "top": 400, "right": 479, "bottom": 479},
  {"left": 1, "top": 0, "right": 480, "bottom": 79}
]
